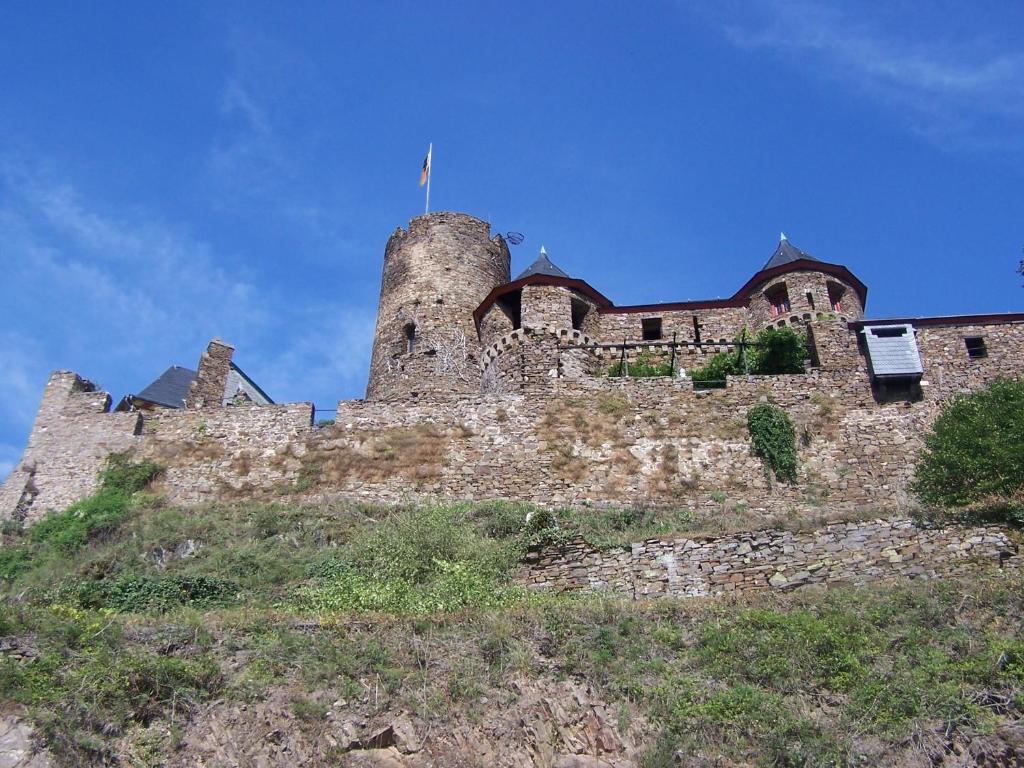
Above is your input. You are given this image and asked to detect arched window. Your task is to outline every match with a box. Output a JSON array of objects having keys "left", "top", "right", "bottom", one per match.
[
  {"left": 765, "top": 284, "right": 790, "bottom": 318},
  {"left": 403, "top": 322, "right": 417, "bottom": 354},
  {"left": 827, "top": 282, "right": 846, "bottom": 313}
]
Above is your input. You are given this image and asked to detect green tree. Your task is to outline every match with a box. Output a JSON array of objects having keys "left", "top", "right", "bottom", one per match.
[{"left": 911, "top": 378, "right": 1024, "bottom": 510}]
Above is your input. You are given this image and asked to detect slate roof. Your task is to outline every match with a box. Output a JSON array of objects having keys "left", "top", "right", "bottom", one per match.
[
  {"left": 515, "top": 249, "right": 570, "bottom": 280},
  {"left": 135, "top": 366, "right": 196, "bottom": 409},
  {"left": 862, "top": 324, "right": 923, "bottom": 377},
  {"left": 762, "top": 236, "right": 820, "bottom": 270}
]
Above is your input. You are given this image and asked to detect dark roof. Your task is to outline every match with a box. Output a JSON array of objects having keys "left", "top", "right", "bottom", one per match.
[
  {"left": 135, "top": 366, "right": 196, "bottom": 409},
  {"left": 515, "top": 249, "right": 570, "bottom": 280},
  {"left": 763, "top": 236, "right": 819, "bottom": 270}
]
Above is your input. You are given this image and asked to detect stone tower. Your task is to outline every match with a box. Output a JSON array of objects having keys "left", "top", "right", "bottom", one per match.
[{"left": 366, "top": 212, "right": 511, "bottom": 400}]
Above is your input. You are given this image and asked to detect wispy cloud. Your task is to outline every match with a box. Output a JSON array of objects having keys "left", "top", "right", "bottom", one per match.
[
  {"left": 695, "top": 0, "right": 1024, "bottom": 150},
  {"left": 0, "top": 159, "right": 373, "bottom": 464}
]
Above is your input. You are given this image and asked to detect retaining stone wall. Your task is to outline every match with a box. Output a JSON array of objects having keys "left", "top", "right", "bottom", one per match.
[{"left": 521, "top": 518, "right": 1021, "bottom": 598}]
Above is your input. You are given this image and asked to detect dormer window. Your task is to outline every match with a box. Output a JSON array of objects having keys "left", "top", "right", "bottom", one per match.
[
  {"left": 642, "top": 317, "right": 662, "bottom": 340},
  {"left": 766, "top": 284, "right": 790, "bottom": 318},
  {"left": 827, "top": 282, "right": 845, "bottom": 313}
]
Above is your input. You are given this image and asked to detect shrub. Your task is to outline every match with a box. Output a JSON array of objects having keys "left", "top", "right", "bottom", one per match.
[
  {"left": 608, "top": 352, "right": 673, "bottom": 378},
  {"left": 689, "top": 328, "right": 808, "bottom": 386},
  {"left": 747, "top": 404, "right": 798, "bottom": 482},
  {"left": 293, "top": 504, "right": 524, "bottom": 614},
  {"left": 750, "top": 327, "right": 807, "bottom": 375},
  {"left": 912, "top": 378, "right": 1024, "bottom": 520},
  {"left": 59, "top": 574, "right": 240, "bottom": 613}
]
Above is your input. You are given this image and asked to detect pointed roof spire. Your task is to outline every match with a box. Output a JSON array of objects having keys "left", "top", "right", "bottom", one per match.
[
  {"left": 763, "top": 235, "right": 819, "bottom": 270},
  {"left": 514, "top": 246, "right": 571, "bottom": 280}
]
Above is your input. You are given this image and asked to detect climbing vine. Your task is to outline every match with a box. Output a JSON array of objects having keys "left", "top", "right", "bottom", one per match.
[{"left": 747, "top": 403, "right": 798, "bottom": 483}]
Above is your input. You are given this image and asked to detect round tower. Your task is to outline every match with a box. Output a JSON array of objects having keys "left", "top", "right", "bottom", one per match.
[{"left": 366, "top": 212, "right": 511, "bottom": 400}]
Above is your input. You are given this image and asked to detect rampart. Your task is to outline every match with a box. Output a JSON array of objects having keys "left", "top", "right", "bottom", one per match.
[{"left": 2, "top": 314, "right": 1022, "bottom": 524}]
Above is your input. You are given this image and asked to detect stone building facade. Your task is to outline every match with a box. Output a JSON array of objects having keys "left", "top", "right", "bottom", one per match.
[{"left": 1, "top": 210, "right": 1023, "bottom": 524}]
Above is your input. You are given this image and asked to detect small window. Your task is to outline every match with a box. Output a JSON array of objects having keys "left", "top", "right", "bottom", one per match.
[
  {"left": 806, "top": 291, "right": 815, "bottom": 310},
  {"left": 642, "top": 317, "right": 662, "bottom": 341},
  {"left": 827, "top": 282, "right": 845, "bottom": 313},
  {"left": 692, "top": 315, "right": 702, "bottom": 344},
  {"left": 766, "top": 284, "right": 790, "bottom": 318},
  {"left": 571, "top": 297, "right": 589, "bottom": 331},
  {"left": 965, "top": 337, "right": 987, "bottom": 359},
  {"left": 403, "top": 322, "right": 417, "bottom": 354}
]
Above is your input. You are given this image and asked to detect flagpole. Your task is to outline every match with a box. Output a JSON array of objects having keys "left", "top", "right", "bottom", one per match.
[{"left": 425, "top": 143, "right": 432, "bottom": 215}]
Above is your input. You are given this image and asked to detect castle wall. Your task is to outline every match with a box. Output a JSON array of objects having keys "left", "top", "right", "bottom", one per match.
[
  {"left": 3, "top": 318, "right": 1023, "bottom": 522},
  {"left": 597, "top": 307, "right": 749, "bottom": 345},
  {"left": 0, "top": 372, "right": 141, "bottom": 522},
  {"left": 522, "top": 520, "right": 1019, "bottom": 598}
]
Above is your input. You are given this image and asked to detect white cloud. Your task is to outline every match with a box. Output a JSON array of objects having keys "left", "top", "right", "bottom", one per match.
[{"left": 696, "top": 0, "right": 1024, "bottom": 150}]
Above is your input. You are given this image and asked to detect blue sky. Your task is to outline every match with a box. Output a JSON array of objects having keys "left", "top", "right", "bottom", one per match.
[{"left": 1, "top": 0, "right": 1023, "bottom": 480}]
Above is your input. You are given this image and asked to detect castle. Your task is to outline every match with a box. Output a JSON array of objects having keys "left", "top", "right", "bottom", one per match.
[{"left": 2, "top": 211, "right": 1023, "bottom": 523}]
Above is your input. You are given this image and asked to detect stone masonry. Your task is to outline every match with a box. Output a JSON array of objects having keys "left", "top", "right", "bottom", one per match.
[
  {"left": 521, "top": 519, "right": 1021, "bottom": 598},
  {"left": 185, "top": 338, "right": 236, "bottom": 409}
]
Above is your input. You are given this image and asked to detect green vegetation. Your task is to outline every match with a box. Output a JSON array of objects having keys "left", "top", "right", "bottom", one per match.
[
  {"left": 747, "top": 403, "right": 799, "bottom": 482},
  {"left": 690, "top": 326, "right": 808, "bottom": 387},
  {"left": 607, "top": 351, "right": 674, "bottom": 378},
  {"left": 2, "top": 458, "right": 1022, "bottom": 765},
  {"left": 912, "top": 378, "right": 1024, "bottom": 526}
]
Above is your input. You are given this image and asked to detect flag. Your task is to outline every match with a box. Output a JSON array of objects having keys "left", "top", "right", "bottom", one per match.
[{"left": 419, "top": 145, "right": 431, "bottom": 187}]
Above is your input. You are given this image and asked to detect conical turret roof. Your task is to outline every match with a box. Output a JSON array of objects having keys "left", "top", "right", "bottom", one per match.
[
  {"left": 515, "top": 246, "right": 570, "bottom": 280},
  {"left": 762, "top": 234, "right": 819, "bottom": 270}
]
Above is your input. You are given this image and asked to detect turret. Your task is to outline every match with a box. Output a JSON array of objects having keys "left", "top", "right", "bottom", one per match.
[
  {"left": 365, "top": 212, "right": 511, "bottom": 400},
  {"left": 742, "top": 235, "right": 866, "bottom": 329}
]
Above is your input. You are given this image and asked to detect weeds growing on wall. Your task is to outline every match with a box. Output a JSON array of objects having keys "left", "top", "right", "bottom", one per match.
[
  {"left": 747, "top": 404, "right": 798, "bottom": 483},
  {"left": 0, "top": 454, "right": 160, "bottom": 580},
  {"left": 607, "top": 352, "right": 674, "bottom": 378},
  {"left": 912, "top": 378, "right": 1024, "bottom": 527}
]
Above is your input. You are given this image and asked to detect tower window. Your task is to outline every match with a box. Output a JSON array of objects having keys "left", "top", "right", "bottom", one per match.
[
  {"left": 827, "top": 282, "right": 845, "bottom": 312},
  {"left": 964, "top": 337, "right": 987, "bottom": 359},
  {"left": 642, "top": 317, "right": 663, "bottom": 340},
  {"left": 766, "top": 284, "right": 790, "bottom": 318},
  {"left": 403, "top": 322, "right": 417, "bottom": 354},
  {"left": 692, "top": 315, "right": 702, "bottom": 344},
  {"left": 570, "top": 297, "right": 589, "bottom": 331},
  {"left": 806, "top": 291, "right": 815, "bottom": 310}
]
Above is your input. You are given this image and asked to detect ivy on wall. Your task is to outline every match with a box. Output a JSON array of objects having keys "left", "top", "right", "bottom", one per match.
[{"left": 747, "top": 403, "right": 798, "bottom": 483}]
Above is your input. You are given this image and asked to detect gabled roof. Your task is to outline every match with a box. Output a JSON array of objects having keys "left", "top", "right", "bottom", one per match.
[
  {"left": 135, "top": 366, "right": 196, "bottom": 409},
  {"left": 514, "top": 247, "right": 570, "bottom": 280},
  {"left": 763, "top": 235, "right": 819, "bottom": 270}
]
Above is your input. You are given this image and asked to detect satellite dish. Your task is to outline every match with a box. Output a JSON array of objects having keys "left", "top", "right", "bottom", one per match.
[{"left": 505, "top": 232, "right": 524, "bottom": 245}]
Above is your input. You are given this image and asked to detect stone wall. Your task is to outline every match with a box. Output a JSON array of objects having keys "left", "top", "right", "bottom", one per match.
[
  {"left": 597, "top": 306, "right": 749, "bottom": 346},
  {"left": 185, "top": 339, "right": 235, "bottom": 409},
  {"left": 521, "top": 518, "right": 1021, "bottom": 598},
  {"left": 0, "top": 372, "right": 141, "bottom": 522},
  {"left": 3, "top": 317, "right": 1023, "bottom": 522}
]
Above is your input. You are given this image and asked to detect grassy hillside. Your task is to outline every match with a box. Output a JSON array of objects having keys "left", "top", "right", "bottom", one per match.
[{"left": 1, "top": 462, "right": 1022, "bottom": 766}]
